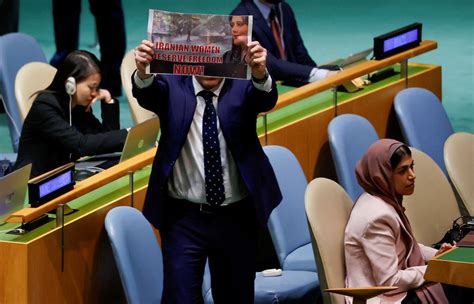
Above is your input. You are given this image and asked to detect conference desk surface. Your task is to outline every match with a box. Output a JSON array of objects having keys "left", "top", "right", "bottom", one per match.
[
  {"left": 0, "top": 54, "right": 441, "bottom": 302},
  {"left": 257, "top": 64, "right": 430, "bottom": 135},
  {"left": 259, "top": 62, "right": 441, "bottom": 180},
  {"left": 424, "top": 247, "right": 474, "bottom": 289},
  {"left": 0, "top": 165, "right": 152, "bottom": 303},
  {"left": 0, "top": 166, "right": 151, "bottom": 243},
  {"left": 0, "top": 62, "right": 435, "bottom": 243}
]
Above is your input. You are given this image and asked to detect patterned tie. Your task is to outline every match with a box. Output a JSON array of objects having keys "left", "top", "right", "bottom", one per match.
[
  {"left": 199, "top": 90, "right": 225, "bottom": 206},
  {"left": 269, "top": 8, "right": 286, "bottom": 60}
]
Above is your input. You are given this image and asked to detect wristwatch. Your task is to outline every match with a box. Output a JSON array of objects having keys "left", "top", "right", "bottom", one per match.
[{"left": 252, "top": 69, "right": 269, "bottom": 84}]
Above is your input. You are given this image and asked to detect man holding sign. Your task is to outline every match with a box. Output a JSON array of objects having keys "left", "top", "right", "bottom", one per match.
[{"left": 132, "top": 29, "right": 282, "bottom": 303}]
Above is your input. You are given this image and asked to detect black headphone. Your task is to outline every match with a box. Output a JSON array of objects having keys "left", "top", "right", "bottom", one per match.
[
  {"left": 65, "top": 77, "right": 76, "bottom": 95},
  {"left": 434, "top": 216, "right": 474, "bottom": 248}
]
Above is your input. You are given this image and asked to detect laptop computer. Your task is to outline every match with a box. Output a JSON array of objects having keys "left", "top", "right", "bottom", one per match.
[
  {"left": 75, "top": 117, "right": 160, "bottom": 172},
  {"left": 0, "top": 164, "right": 31, "bottom": 223},
  {"left": 282, "top": 48, "right": 373, "bottom": 88},
  {"left": 323, "top": 48, "right": 373, "bottom": 69}
]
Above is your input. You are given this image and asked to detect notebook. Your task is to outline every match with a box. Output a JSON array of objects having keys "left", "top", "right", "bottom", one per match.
[
  {"left": 0, "top": 164, "right": 31, "bottom": 223},
  {"left": 75, "top": 117, "right": 160, "bottom": 172}
]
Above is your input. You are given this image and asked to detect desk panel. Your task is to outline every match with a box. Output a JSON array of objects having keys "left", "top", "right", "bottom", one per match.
[
  {"left": 425, "top": 247, "right": 474, "bottom": 289},
  {"left": 260, "top": 63, "right": 441, "bottom": 179},
  {"left": 0, "top": 167, "right": 151, "bottom": 303},
  {"left": 0, "top": 52, "right": 442, "bottom": 302}
]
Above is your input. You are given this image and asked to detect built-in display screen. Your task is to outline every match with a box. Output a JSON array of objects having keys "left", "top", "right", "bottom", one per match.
[
  {"left": 383, "top": 29, "right": 419, "bottom": 52},
  {"left": 38, "top": 171, "right": 73, "bottom": 198},
  {"left": 373, "top": 23, "right": 422, "bottom": 60}
]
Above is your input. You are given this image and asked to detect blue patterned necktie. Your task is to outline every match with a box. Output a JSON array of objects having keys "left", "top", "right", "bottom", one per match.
[{"left": 199, "top": 90, "right": 225, "bottom": 206}]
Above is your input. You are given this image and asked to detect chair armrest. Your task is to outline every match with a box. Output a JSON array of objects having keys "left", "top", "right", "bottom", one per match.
[{"left": 325, "top": 286, "right": 398, "bottom": 304}]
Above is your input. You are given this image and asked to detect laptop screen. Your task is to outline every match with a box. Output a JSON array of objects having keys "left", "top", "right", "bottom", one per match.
[
  {"left": 339, "top": 48, "right": 373, "bottom": 68},
  {"left": 0, "top": 164, "right": 31, "bottom": 223},
  {"left": 75, "top": 117, "right": 160, "bottom": 174},
  {"left": 119, "top": 117, "right": 160, "bottom": 163},
  {"left": 322, "top": 48, "right": 373, "bottom": 69}
]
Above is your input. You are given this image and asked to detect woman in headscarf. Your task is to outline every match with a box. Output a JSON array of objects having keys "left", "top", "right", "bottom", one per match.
[{"left": 344, "top": 139, "right": 453, "bottom": 303}]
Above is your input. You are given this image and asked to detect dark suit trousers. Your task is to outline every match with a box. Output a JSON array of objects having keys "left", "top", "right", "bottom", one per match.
[
  {"left": 161, "top": 197, "right": 258, "bottom": 304},
  {"left": 51, "top": 0, "right": 126, "bottom": 97}
]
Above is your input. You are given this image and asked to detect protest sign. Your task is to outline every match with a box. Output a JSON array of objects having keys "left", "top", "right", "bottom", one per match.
[{"left": 147, "top": 9, "right": 253, "bottom": 79}]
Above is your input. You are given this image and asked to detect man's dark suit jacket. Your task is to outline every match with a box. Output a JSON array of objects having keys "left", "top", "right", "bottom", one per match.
[
  {"left": 132, "top": 75, "right": 282, "bottom": 229},
  {"left": 231, "top": 0, "right": 317, "bottom": 83}
]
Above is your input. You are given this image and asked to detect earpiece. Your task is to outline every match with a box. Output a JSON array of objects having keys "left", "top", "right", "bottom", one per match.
[{"left": 65, "top": 77, "right": 76, "bottom": 95}]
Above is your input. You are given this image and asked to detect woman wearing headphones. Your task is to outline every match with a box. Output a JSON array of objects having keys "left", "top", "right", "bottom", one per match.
[{"left": 14, "top": 50, "right": 128, "bottom": 178}]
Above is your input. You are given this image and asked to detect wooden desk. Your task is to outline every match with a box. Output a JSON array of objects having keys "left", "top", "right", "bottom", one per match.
[
  {"left": 0, "top": 149, "right": 156, "bottom": 303},
  {"left": 0, "top": 41, "right": 441, "bottom": 303},
  {"left": 259, "top": 62, "right": 441, "bottom": 180},
  {"left": 424, "top": 247, "right": 474, "bottom": 289}
]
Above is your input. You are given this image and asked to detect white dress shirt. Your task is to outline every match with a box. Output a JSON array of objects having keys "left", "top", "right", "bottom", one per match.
[{"left": 134, "top": 73, "right": 272, "bottom": 205}]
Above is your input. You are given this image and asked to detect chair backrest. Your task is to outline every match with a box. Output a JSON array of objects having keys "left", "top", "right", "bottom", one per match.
[
  {"left": 328, "top": 114, "right": 379, "bottom": 201},
  {"left": 305, "top": 178, "right": 353, "bottom": 304},
  {"left": 0, "top": 33, "right": 47, "bottom": 152},
  {"left": 104, "top": 206, "right": 163, "bottom": 304},
  {"left": 264, "top": 145, "right": 312, "bottom": 269},
  {"left": 15, "top": 62, "right": 57, "bottom": 123},
  {"left": 120, "top": 49, "right": 157, "bottom": 125},
  {"left": 444, "top": 132, "right": 474, "bottom": 216},
  {"left": 394, "top": 88, "right": 454, "bottom": 174},
  {"left": 404, "top": 148, "right": 461, "bottom": 246}
]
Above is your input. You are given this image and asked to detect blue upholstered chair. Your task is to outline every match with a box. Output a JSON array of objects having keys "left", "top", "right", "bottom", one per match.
[
  {"left": 264, "top": 145, "right": 316, "bottom": 272},
  {"left": 203, "top": 264, "right": 320, "bottom": 304},
  {"left": 203, "top": 145, "right": 320, "bottom": 303},
  {"left": 328, "top": 114, "right": 379, "bottom": 201},
  {"left": 253, "top": 271, "right": 320, "bottom": 304},
  {"left": 104, "top": 206, "right": 163, "bottom": 304},
  {"left": 394, "top": 88, "right": 454, "bottom": 174},
  {"left": 0, "top": 32, "right": 47, "bottom": 152}
]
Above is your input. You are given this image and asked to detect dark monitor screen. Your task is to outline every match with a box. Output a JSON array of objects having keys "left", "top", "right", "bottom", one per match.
[
  {"left": 28, "top": 163, "right": 75, "bottom": 207},
  {"left": 374, "top": 23, "right": 422, "bottom": 60},
  {"left": 39, "top": 170, "right": 73, "bottom": 199},
  {"left": 383, "top": 28, "right": 419, "bottom": 52}
]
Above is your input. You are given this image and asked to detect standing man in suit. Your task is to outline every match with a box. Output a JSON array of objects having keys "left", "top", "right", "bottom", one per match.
[
  {"left": 232, "top": 0, "right": 337, "bottom": 84},
  {"left": 133, "top": 39, "right": 282, "bottom": 303}
]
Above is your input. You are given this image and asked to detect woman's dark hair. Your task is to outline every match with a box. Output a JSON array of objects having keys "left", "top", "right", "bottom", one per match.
[
  {"left": 45, "top": 50, "right": 102, "bottom": 94},
  {"left": 226, "top": 15, "right": 249, "bottom": 63},
  {"left": 228, "top": 15, "right": 249, "bottom": 25},
  {"left": 390, "top": 144, "right": 412, "bottom": 170}
]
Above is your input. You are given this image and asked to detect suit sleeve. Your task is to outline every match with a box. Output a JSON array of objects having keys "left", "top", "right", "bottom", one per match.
[
  {"left": 231, "top": 3, "right": 315, "bottom": 83},
  {"left": 131, "top": 72, "right": 169, "bottom": 116},
  {"left": 100, "top": 100, "right": 120, "bottom": 130},
  {"left": 361, "top": 217, "right": 428, "bottom": 292},
  {"left": 32, "top": 101, "right": 127, "bottom": 156},
  {"left": 261, "top": 4, "right": 317, "bottom": 82},
  {"left": 266, "top": 52, "right": 314, "bottom": 82},
  {"left": 418, "top": 243, "right": 437, "bottom": 262},
  {"left": 248, "top": 78, "right": 278, "bottom": 114},
  {"left": 73, "top": 106, "right": 111, "bottom": 134},
  {"left": 283, "top": 4, "right": 317, "bottom": 67}
]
